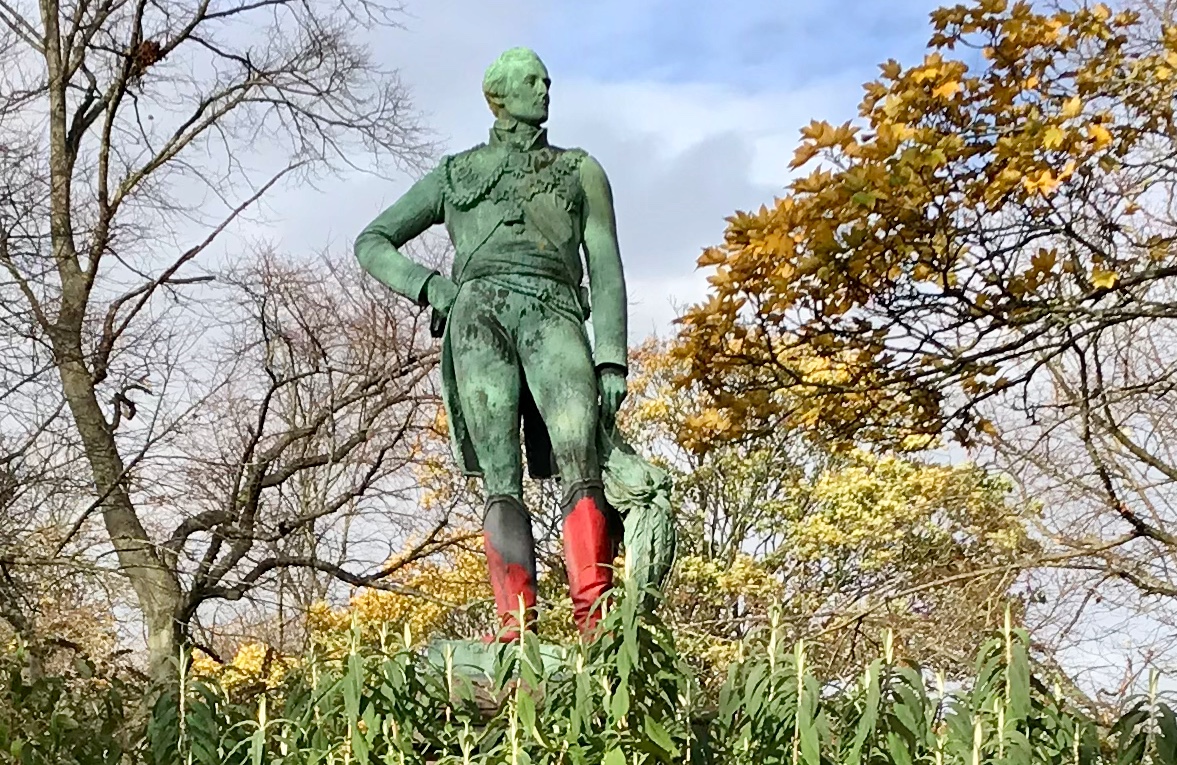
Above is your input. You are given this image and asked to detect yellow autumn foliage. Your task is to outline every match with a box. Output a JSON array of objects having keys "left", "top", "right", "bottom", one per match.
[
  {"left": 676, "top": 1, "right": 1177, "bottom": 448},
  {"left": 191, "top": 642, "right": 292, "bottom": 695},
  {"left": 307, "top": 537, "right": 492, "bottom": 650},
  {"left": 791, "top": 451, "right": 1026, "bottom": 568},
  {"left": 624, "top": 341, "right": 1034, "bottom": 681},
  {"left": 191, "top": 532, "right": 492, "bottom": 689}
]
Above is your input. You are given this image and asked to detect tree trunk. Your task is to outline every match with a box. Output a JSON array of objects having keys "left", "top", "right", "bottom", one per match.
[
  {"left": 54, "top": 346, "right": 185, "bottom": 685},
  {"left": 39, "top": 0, "right": 185, "bottom": 687}
]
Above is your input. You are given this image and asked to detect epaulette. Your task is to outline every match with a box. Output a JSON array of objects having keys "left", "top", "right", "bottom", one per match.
[
  {"left": 441, "top": 144, "right": 590, "bottom": 211},
  {"left": 441, "top": 143, "right": 504, "bottom": 210}
]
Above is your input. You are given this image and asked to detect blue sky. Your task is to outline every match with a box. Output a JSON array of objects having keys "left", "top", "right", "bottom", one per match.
[
  {"left": 270, "top": 0, "right": 947, "bottom": 336},
  {"left": 536, "top": 0, "right": 942, "bottom": 91}
]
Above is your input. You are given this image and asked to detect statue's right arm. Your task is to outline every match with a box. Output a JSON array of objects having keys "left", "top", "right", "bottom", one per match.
[{"left": 353, "top": 166, "right": 446, "bottom": 305}]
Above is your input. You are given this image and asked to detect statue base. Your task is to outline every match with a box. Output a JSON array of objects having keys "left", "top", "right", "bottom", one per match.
[{"left": 424, "top": 638, "right": 569, "bottom": 680}]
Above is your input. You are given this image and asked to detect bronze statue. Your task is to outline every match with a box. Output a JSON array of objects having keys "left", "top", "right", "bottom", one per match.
[{"left": 355, "top": 48, "right": 631, "bottom": 639}]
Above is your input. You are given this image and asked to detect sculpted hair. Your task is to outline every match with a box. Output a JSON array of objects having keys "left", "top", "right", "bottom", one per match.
[{"left": 482, "top": 47, "right": 545, "bottom": 115}]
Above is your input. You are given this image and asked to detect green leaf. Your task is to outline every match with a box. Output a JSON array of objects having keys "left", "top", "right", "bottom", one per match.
[
  {"left": 602, "top": 747, "right": 627, "bottom": 765},
  {"left": 249, "top": 725, "right": 266, "bottom": 765},
  {"left": 851, "top": 191, "right": 878, "bottom": 209},
  {"left": 517, "top": 688, "right": 543, "bottom": 745},
  {"left": 885, "top": 729, "right": 915, "bottom": 765},
  {"left": 1155, "top": 703, "right": 1177, "bottom": 765},
  {"left": 611, "top": 680, "right": 631, "bottom": 719},
  {"left": 845, "top": 660, "right": 882, "bottom": 764},
  {"left": 797, "top": 674, "right": 822, "bottom": 765},
  {"left": 643, "top": 715, "right": 678, "bottom": 758},
  {"left": 1006, "top": 642, "right": 1032, "bottom": 721},
  {"left": 1117, "top": 735, "right": 1146, "bottom": 765}
]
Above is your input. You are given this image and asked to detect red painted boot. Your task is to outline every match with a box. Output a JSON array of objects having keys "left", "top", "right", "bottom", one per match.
[
  {"left": 481, "top": 495, "right": 538, "bottom": 643},
  {"left": 561, "top": 481, "right": 619, "bottom": 637}
]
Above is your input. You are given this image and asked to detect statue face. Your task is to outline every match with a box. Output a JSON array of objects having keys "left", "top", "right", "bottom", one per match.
[{"left": 496, "top": 56, "right": 550, "bottom": 126}]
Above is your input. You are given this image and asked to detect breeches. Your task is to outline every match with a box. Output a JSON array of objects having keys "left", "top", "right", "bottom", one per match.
[{"left": 447, "top": 276, "right": 601, "bottom": 500}]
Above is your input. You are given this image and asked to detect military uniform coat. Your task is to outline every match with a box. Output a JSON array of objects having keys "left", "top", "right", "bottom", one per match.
[{"left": 353, "top": 123, "right": 627, "bottom": 478}]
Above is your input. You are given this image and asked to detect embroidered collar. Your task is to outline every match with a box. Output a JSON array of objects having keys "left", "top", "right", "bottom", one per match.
[{"left": 489, "top": 118, "right": 549, "bottom": 151}]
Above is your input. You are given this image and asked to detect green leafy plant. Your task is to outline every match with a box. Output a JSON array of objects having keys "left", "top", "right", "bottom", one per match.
[{"left": 3, "top": 594, "right": 1175, "bottom": 763}]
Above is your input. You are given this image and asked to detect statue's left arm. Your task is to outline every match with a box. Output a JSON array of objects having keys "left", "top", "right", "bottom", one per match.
[
  {"left": 580, "top": 155, "right": 628, "bottom": 375},
  {"left": 353, "top": 166, "right": 449, "bottom": 308}
]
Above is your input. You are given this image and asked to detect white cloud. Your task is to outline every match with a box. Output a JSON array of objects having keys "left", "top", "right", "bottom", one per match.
[
  {"left": 547, "top": 73, "right": 872, "bottom": 338},
  {"left": 270, "top": 58, "right": 870, "bottom": 338},
  {"left": 623, "top": 271, "right": 714, "bottom": 342}
]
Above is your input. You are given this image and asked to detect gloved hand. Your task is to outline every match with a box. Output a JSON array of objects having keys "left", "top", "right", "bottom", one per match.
[
  {"left": 598, "top": 366, "right": 628, "bottom": 431},
  {"left": 424, "top": 273, "right": 459, "bottom": 315}
]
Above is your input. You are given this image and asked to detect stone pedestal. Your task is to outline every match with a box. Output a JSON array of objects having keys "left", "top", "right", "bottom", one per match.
[{"left": 424, "top": 638, "right": 569, "bottom": 679}]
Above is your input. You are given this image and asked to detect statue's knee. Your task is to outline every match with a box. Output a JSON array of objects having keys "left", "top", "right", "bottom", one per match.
[
  {"left": 483, "top": 495, "right": 532, "bottom": 534},
  {"left": 547, "top": 415, "right": 597, "bottom": 462}
]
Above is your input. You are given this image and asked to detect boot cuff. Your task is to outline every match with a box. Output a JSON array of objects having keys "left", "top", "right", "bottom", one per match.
[{"left": 559, "top": 479, "right": 605, "bottom": 516}]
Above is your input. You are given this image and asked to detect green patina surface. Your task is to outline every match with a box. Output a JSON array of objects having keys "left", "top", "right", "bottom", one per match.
[
  {"left": 425, "top": 639, "right": 570, "bottom": 681},
  {"left": 355, "top": 47, "right": 675, "bottom": 614},
  {"left": 354, "top": 48, "right": 624, "bottom": 490}
]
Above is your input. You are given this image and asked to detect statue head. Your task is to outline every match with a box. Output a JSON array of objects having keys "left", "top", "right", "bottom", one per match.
[{"left": 482, "top": 47, "right": 550, "bottom": 126}]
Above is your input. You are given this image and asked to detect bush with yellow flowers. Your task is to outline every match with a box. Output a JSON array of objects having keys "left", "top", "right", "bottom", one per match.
[
  {"left": 190, "top": 642, "right": 293, "bottom": 697},
  {"left": 617, "top": 339, "right": 1038, "bottom": 683},
  {"left": 306, "top": 538, "right": 493, "bottom": 655}
]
